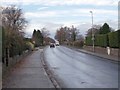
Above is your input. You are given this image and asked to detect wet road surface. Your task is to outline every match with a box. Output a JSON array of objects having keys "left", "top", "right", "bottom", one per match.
[{"left": 44, "top": 46, "right": 118, "bottom": 88}]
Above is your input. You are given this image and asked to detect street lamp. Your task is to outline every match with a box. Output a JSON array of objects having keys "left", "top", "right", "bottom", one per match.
[{"left": 90, "top": 11, "right": 95, "bottom": 52}]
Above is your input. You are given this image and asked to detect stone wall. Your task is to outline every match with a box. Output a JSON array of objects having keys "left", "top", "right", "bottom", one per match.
[
  {"left": 84, "top": 46, "right": 119, "bottom": 57},
  {"left": 110, "top": 48, "right": 119, "bottom": 56}
]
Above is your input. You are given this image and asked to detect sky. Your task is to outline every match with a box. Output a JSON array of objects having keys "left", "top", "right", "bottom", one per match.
[{"left": 1, "top": 0, "right": 119, "bottom": 38}]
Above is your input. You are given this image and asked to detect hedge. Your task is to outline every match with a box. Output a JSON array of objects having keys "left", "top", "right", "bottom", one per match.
[
  {"left": 85, "top": 30, "right": 119, "bottom": 48},
  {"left": 74, "top": 41, "right": 84, "bottom": 47},
  {"left": 108, "top": 30, "right": 119, "bottom": 48},
  {"left": 95, "top": 34, "right": 108, "bottom": 47},
  {"left": 118, "top": 30, "right": 120, "bottom": 48},
  {"left": 85, "top": 36, "right": 92, "bottom": 46},
  {"left": 85, "top": 35, "right": 108, "bottom": 47}
]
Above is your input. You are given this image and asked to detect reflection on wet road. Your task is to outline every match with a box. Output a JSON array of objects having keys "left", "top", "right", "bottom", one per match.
[{"left": 44, "top": 46, "right": 118, "bottom": 88}]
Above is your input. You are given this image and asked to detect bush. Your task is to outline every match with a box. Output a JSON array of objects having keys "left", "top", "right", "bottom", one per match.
[
  {"left": 85, "top": 36, "right": 92, "bottom": 46},
  {"left": 74, "top": 41, "right": 84, "bottom": 47},
  {"left": 118, "top": 30, "right": 120, "bottom": 48},
  {"left": 108, "top": 30, "right": 119, "bottom": 48},
  {"left": 95, "top": 34, "right": 108, "bottom": 47},
  {"left": 85, "top": 30, "right": 119, "bottom": 48},
  {"left": 26, "top": 42, "right": 34, "bottom": 50}
]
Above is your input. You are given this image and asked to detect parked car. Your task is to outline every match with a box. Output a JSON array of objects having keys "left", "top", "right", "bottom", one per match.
[{"left": 50, "top": 43, "right": 55, "bottom": 48}]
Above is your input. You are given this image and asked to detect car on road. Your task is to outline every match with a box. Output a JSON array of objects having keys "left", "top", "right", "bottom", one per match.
[
  {"left": 55, "top": 43, "right": 59, "bottom": 46},
  {"left": 50, "top": 43, "right": 55, "bottom": 48}
]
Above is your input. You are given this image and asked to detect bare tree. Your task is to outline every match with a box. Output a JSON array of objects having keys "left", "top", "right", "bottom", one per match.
[
  {"left": 41, "top": 27, "right": 50, "bottom": 45},
  {"left": 70, "top": 25, "right": 79, "bottom": 42},
  {"left": 2, "top": 5, "right": 28, "bottom": 66},
  {"left": 41, "top": 27, "right": 50, "bottom": 38},
  {"left": 86, "top": 25, "right": 101, "bottom": 36},
  {"left": 55, "top": 25, "right": 80, "bottom": 45}
]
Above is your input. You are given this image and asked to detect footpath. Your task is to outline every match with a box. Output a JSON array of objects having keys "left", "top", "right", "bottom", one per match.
[
  {"left": 2, "top": 49, "right": 54, "bottom": 88},
  {"left": 67, "top": 46, "right": 118, "bottom": 62},
  {"left": 77, "top": 49, "right": 118, "bottom": 61}
]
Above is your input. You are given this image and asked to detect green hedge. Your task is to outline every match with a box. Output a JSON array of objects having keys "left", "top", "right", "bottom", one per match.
[
  {"left": 85, "top": 30, "right": 119, "bottom": 48},
  {"left": 95, "top": 34, "right": 108, "bottom": 47},
  {"left": 85, "top": 36, "right": 92, "bottom": 46},
  {"left": 118, "top": 30, "right": 120, "bottom": 48},
  {"left": 85, "top": 35, "right": 108, "bottom": 47},
  {"left": 108, "top": 30, "right": 119, "bottom": 48}
]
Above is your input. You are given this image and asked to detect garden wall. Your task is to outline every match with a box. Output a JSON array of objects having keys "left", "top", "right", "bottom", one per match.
[{"left": 84, "top": 46, "right": 119, "bottom": 57}]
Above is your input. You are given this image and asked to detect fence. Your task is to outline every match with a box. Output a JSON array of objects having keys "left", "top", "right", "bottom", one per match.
[{"left": 2, "top": 50, "right": 32, "bottom": 76}]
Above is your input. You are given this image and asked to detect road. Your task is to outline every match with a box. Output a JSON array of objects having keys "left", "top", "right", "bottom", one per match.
[{"left": 44, "top": 46, "right": 118, "bottom": 88}]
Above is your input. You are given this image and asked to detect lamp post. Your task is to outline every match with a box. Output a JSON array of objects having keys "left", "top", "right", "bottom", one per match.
[{"left": 90, "top": 11, "right": 95, "bottom": 52}]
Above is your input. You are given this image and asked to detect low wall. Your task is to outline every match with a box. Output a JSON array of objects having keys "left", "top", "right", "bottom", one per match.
[
  {"left": 110, "top": 48, "right": 119, "bottom": 56},
  {"left": 84, "top": 46, "right": 119, "bottom": 57},
  {"left": 2, "top": 51, "right": 32, "bottom": 76}
]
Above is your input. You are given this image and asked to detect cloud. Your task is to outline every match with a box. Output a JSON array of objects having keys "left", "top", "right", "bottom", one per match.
[
  {"left": 63, "top": 19, "right": 118, "bottom": 37},
  {"left": 25, "top": 22, "right": 63, "bottom": 38},
  {"left": 25, "top": 18, "right": 118, "bottom": 38},
  {"left": 24, "top": 8, "right": 117, "bottom": 19},
  {"left": 77, "top": 19, "right": 118, "bottom": 36},
  {"left": 25, "top": 11, "right": 58, "bottom": 18},
  {"left": 1, "top": 0, "right": 119, "bottom": 6},
  {"left": 97, "top": 20, "right": 118, "bottom": 30},
  {"left": 2, "top": 0, "right": 118, "bottom": 38},
  {"left": 23, "top": 6, "right": 118, "bottom": 38},
  {"left": 38, "top": 7, "right": 48, "bottom": 10}
]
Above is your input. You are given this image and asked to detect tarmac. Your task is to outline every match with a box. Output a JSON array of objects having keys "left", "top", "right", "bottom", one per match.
[
  {"left": 2, "top": 46, "right": 119, "bottom": 89},
  {"left": 2, "top": 49, "right": 54, "bottom": 88}
]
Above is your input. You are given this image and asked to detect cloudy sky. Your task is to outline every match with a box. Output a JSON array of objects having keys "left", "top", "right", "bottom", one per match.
[{"left": 1, "top": 0, "right": 119, "bottom": 38}]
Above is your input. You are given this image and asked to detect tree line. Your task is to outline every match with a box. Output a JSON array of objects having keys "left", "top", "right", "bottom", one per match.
[
  {"left": 32, "top": 29, "right": 43, "bottom": 47},
  {"left": 55, "top": 25, "right": 84, "bottom": 47},
  {"left": 86, "top": 23, "right": 114, "bottom": 36},
  {"left": 54, "top": 22, "right": 118, "bottom": 48},
  {"left": 85, "top": 23, "right": 120, "bottom": 48},
  {"left": 1, "top": 5, "right": 54, "bottom": 66},
  {"left": 32, "top": 28, "right": 55, "bottom": 46}
]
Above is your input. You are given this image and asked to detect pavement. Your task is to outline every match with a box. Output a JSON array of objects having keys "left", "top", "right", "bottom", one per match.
[
  {"left": 2, "top": 49, "right": 54, "bottom": 88},
  {"left": 66, "top": 46, "right": 118, "bottom": 62},
  {"left": 77, "top": 49, "right": 118, "bottom": 62}
]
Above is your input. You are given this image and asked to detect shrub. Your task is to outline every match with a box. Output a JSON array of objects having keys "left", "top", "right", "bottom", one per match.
[
  {"left": 108, "top": 30, "right": 119, "bottom": 48},
  {"left": 95, "top": 34, "right": 108, "bottom": 47},
  {"left": 74, "top": 41, "right": 84, "bottom": 47},
  {"left": 85, "top": 30, "right": 119, "bottom": 48},
  {"left": 26, "top": 42, "right": 34, "bottom": 50},
  {"left": 85, "top": 36, "right": 92, "bottom": 46}
]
